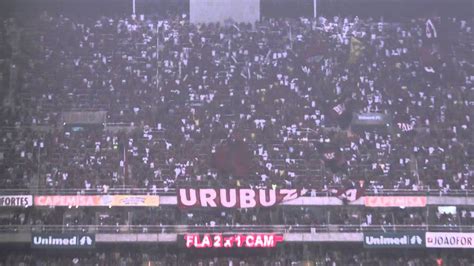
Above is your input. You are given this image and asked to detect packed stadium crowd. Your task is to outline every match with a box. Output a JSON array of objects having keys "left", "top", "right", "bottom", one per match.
[
  {"left": 1, "top": 11, "right": 474, "bottom": 191},
  {"left": 0, "top": 11, "right": 472, "bottom": 194},
  {"left": 0, "top": 1, "right": 473, "bottom": 264}
]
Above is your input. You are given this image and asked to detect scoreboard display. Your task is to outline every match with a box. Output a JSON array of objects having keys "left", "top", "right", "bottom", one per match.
[{"left": 184, "top": 234, "right": 284, "bottom": 249}]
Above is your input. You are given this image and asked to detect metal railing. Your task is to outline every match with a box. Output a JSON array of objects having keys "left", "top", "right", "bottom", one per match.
[
  {"left": 2, "top": 188, "right": 474, "bottom": 197},
  {"left": 2, "top": 224, "right": 473, "bottom": 234}
]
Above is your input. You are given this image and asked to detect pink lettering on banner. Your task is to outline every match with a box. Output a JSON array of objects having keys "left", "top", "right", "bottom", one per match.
[
  {"left": 259, "top": 190, "right": 276, "bottom": 207},
  {"left": 200, "top": 189, "right": 217, "bottom": 207},
  {"left": 34, "top": 195, "right": 159, "bottom": 207},
  {"left": 239, "top": 189, "right": 256, "bottom": 208},
  {"left": 220, "top": 189, "right": 237, "bottom": 208},
  {"left": 177, "top": 188, "right": 304, "bottom": 208},
  {"left": 426, "top": 232, "right": 474, "bottom": 248},
  {"left": 34, "top": 195, "right": 100, "bottom": 206},
  {"left": 179, "top": 189, "right": 197, "bottom": 207},
  {"left": 364, "top": 196, "right": 427, "bottom": 207},
  {"left": 184, "top": 234, "right": 284, "bottom": 248}
]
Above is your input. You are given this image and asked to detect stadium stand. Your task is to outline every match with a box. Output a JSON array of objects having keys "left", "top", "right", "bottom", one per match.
[
  {"left": 0, "top": 12, "right": 471, "bottom": 193},
  {"left": 0, "top": 0, "right": 472, "bottom": 264}
]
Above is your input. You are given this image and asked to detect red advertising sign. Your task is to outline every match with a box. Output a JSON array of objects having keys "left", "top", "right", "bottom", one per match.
[
  {"left": 34, "top": 195, "right": 160, "bottom": 207},
  {"left": 364, "top": 196, "right": 427, "bottom": 207},
  {"left": 178, "top": 188, "right": 305, "bottom": 208},
  {"left": 184, "top": 234, "right": 284, "bottom": 248},
  {"left": 35, "top": 195, "right": 101, "bottom": 206}
]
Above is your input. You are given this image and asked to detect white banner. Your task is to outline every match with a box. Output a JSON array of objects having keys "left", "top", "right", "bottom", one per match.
[
  {"left": 190, "top": 0, "right": 260, "bottom": 24},
  {"left": 178, "top": 188, "right": 305, "bottom": 208},
  {"left": 0, "top": 195, "right": 32, "bottom": 207},
  {"left": 426, "top": 232, "right": 474, "bottom": 248}
]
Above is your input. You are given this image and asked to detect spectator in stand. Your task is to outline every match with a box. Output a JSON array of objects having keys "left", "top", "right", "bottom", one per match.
[{"left": 0, "top": 12, "right": 471, "bottom": 194}]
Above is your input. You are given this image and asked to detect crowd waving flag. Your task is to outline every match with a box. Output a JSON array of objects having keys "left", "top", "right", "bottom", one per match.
[
  {"left": 425, "top": 19, "right": 438, "bottom": 39},
  {"left": 348, "top": 37, "right": 365, "bottom": 64},
  {"left": 211, "top": 138, "right": 253, "bottom": 178},
  {"left": 334, "top": 187, "right": 364, "bottom": 204}
]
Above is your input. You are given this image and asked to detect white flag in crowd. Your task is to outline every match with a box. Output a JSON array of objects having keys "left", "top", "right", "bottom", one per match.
[
  {"left": 397, "top": 122, "right": 414, "bottom": 132},
  {"left": 425, "top": 19, "right": 437, "bottom": 39}
]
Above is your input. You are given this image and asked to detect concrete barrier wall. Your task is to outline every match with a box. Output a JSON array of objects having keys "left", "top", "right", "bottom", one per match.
[
  {"left": 0, "top": 233, "right": 30, "bottom": 243},
  {"left": 0, "top": 232, "right": 363, "bottom": 244},
  {"left": 96, "top": 233, "right": 177, "bottom": 243},
  {"left": 160, "top": 196, "right": 177, "bottom": 205},
  {"left": 284, "top": 233, "right": 363, "bottom": 242},
  {"left": 427, "top": 196, "right": 474, "bottom": 206},
  {"left": 0, "top": 233, "right": 363, "bottom": 243}
]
